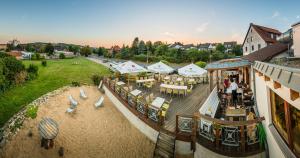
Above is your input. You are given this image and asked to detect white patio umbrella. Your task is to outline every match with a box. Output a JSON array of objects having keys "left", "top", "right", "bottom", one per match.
[
  {"left": 147, "top": 61, "right": 174, "bottom": 74},
  {"left": 178, "top": 63, "right": 207, "bottom": 77},
  {"left": 113, "top": 61, "right": 148, "bottom": 74}
]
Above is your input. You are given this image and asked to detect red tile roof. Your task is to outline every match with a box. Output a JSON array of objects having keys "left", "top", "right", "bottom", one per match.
[
  {"left": 252, "top": 24, "right": 281, "bottom": 43},
  {"left": 242, "top": 43, "right": 288, "bottom": 62}
]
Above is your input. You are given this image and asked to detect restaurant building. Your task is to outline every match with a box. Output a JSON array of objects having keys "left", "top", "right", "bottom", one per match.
[{"left": 251, "top": 22, "right": 300, "bottom": 158}]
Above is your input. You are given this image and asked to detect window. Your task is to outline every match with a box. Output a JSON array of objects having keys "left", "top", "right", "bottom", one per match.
[
  {"left": 258, "top": 44, "right": 261, "bottom": 49},
  {"left": 270, "top": 90, "right": 300, "bottom": 157},
  {"left": 245, "top": 47, "right": 247, "bottom": 52},
  {"left": 252, "top": 45, "right": 254, "bottom": 51},
  {"left": 271, "top": 91, "right": 288, "bottom": 142},
  {"left": 251, "top": 37, "right": 253, "bottom": 42},
  {"left": 271, "top": 34, "right": 274, "bottom": 39}
]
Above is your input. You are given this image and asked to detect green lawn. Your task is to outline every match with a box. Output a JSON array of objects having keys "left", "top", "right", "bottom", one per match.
[{"left": 0, "top": 57, "right": 110, "bottom": 127}]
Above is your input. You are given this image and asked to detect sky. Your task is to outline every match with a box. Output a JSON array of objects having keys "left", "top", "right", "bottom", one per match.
[{"left": 0, "top": 0, "right": 300, "bottom": 47}]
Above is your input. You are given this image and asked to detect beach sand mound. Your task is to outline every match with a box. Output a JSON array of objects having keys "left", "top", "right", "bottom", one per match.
[{"left": 1, "top": 86, "right": 154, "bottom": 158}]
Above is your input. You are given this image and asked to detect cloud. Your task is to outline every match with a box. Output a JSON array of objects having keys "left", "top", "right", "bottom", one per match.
[
  {"left": 162, "top": 31, "right": 175, "bottom": 37},
  {"left": 297, "top": 15, "right": 300, "bottom": 19},
  {"left": 195, "top": 22, "right": 209, "bottom": 33},
  {"left": 272, "top": 11, "right": 280, "bottom": 18}
]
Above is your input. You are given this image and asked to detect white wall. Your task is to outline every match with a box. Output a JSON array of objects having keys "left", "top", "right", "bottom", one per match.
[
  {"left": 254, "top": 72, "right": 300, "bottom": 158},
  {"left": 103, "top": 86, "right": 159, "bottom": 142},
  {"left": 243, "top": 26, "right": 267, "bottom": 55},
  {"left": 293, "top": 23, "right": 300, "bottom": 57}
]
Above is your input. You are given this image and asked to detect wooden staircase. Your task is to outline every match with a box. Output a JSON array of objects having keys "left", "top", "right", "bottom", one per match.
[{"left": 153, "top": 130, "right": 176, "bottom": 158}]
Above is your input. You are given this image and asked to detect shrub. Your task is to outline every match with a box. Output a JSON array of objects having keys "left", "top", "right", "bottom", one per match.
[
  {"left": 26, "top": 104, "right": 38, "bottom": 119},
  {"left": 59, "top": 53, "right": 66, "bottom": 59},
  {"left": 71, "top": 81, "right": 80, "bottom": 87},
  {"left": 3, "top": 56, "right": 25, "bottom": 84},
  {"left": 133, "top": 54, "right": 147, "bottom": 62},
  {"left": 195, "top": 61, "right": 207, "bottom": 68},
  {"left": 26, "top": 64, "right": 39, "bottom": 80},
  {"left": 15, "top": 71, "right": 28, "bottom": 85},
  {"left": 41, "top": 60, "right": 47, "bottom": 67},
  {"left": 160, "top": 60, "right": 170, "bottom": 65},
  {"left": 31, "top": 53, "right": 41, "bottom": 60},
  {"left": 91, "top": 74, "right": 103, "bottom": 86}
]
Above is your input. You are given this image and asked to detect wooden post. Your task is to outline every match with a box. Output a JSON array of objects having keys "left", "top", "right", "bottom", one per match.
[
  {"left": 176, "top": 115, "right": 179, "bottom": 134},
  {"left": 216, "top": 70, "right": 219, "bottom": 90},
  {"left": 191, "top": 114, "right": 198, "bottom": 151},
  {"left": 215, "top": 127, "right": 220, "bottom": 149},
  {"left": 209, "top": 70, "right": 214, "bottom": 91},
  {"left": 240, "top": 126, "right": 245, "bottom": 152},
  {"left": 284, "top": 101, "right": 293, "bottom": 149}
]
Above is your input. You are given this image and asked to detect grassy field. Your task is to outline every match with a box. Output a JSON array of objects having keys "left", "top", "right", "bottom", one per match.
[{"left": 0, "top": 57, "right": 110, "bottom": 127}]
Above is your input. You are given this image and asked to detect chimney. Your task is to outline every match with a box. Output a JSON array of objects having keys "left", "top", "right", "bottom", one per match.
[{"left": 292, "top": 22, "right": 300, "bottom": 57}]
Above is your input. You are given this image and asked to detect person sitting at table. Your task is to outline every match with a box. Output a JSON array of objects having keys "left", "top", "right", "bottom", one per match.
[
  {"left": 223, "top": 77, "right": 229, "bottom": 90},
  {"left": 229, "top": 78, "right": 238, "bottom": 108}
]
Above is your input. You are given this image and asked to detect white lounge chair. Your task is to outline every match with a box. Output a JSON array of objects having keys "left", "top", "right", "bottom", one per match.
[
  {"left": 95, "top": 96, "right": 104, "bottom": 108},
  {"left": 68, "top": 95, "right": 78, "bottom": 108},
  {"left": 80, "top": 89, "right": 87, "bottom": 99},
  {"left": 66, "top": 107, "right": 76, "bottom": 113},
  {"left": 98, "top": 80, "right": 103, "bottom": 89}
]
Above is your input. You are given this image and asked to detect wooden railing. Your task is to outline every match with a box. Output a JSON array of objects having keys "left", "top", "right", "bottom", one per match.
[
  {"left": 175, "top": 113, "right": 265, "bottom": 157},
  {"left": 104, "top": 77, "right": 165, "bottom": 131}
]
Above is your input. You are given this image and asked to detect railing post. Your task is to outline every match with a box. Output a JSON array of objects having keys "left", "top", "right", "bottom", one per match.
[
  {"left": 215, "top": 126, "right": 220, "bottom": 149},
  {"left": 240, "top": 125, "right": 246, "bottom": 152},
  {"left": 144, "top": 104, "right": 148, "bottom": 119},
  {"left": 191, "top": 114, "right": 198, "bottom": 151},
  {"left": 176, "top": 115, "right": 179, "bottom": 134}
]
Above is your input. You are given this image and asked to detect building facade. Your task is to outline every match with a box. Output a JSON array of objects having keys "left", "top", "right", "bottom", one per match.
[{"left": 242, "top": 23, "right": 281, "bottom": 56}]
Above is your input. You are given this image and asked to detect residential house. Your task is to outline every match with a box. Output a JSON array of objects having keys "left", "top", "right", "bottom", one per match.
[
  {"left": 248, "top": 22, "right": 300, "bottom": 158},
  {"left": 224, "top": 41, "right": 237, "bottom": 53},
  {"left": 7, "top": 51, "right": 22, "bottom": 60},
  {"left": 242, "top": 23, "right": 281, "bottom": 55},
  {"left": 182, "top": 44, "right": 195, "bottom": 50},
  {"left": 0, "top": 44, "right": 7, "bottom": 50},
  {"left": 198, "top": 43, "right": 211, "bottom": 51},
  {"left": 168, "top": 42, "right": 183, "bottom": 49}
]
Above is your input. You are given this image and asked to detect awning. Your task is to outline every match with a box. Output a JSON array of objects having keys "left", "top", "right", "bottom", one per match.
[
  {"left": 113, "top": 61, "right": 148, "bottom": 74},
  {"left": 205, "top": 58, "right": 250, "bottom": 70},
  {"left": 147, "top": 61, "right": 174, "bottom": 74},
  {"left": 178, "top": 63, "right": 207, "bottom": 77},
  {"left": 199, "top": 86, "right": 219, "bottom": 118}
]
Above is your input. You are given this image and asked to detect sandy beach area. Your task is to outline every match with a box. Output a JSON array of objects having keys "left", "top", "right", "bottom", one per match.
[{"left": 0, "top": 86, "right": 155, "bottom": 158}]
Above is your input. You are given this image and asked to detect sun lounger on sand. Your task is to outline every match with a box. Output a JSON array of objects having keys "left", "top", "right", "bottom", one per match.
[
  {"left": 68, "top": 95, "right": 78, "bottom": 108},
  {"left": 66, "top": 95, "right": 78, "bottom": 113},
  {"left": 95, "top": 96, "right": 104, "bottom": 108},
  {"left": 98, "top": 80, "right": 103, "bottom": 89},
  {"left": 80, "top": 89, "right": 88, "bottom": 99}
]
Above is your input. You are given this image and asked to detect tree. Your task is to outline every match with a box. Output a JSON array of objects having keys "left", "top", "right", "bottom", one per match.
[
  {"left": 120, "top": 45, "right": 130, "bottom": 59},
  {"left": 216, "top": 44, "right": 226, "bottom": 53},
  {"left": 187, "top": 48, "right": 200, "bottom": 62},
  {"left": 232, "top": 45, "right": 243, "bottom": 56},
  {"left": 154, "top": 44, "right": 168, "bottom": 56},
  {"left": 138, "top": 40, "right": 146, "bottom": 54},
  {"left": 44, "top": 43, "right": 54, "bottom": 56},
  {"left": 25, "top": 44, "right": 35, "bottom": 52},
  {"left": 130, "top": 37, "right": 139, "bottom": 55},
  {"left": 146, "top": 41, "right": 154, "bottom": 54},
  {"left": 68, "top": 45, "right": 80, "bottom": 55},
  {"left": 80, "top": 45, "right": 92, "bottom": 57},
  {"left": 97, "top": 47, "right": 106, "bottom": 56},
  {"left": 198, "top": 50, "right": 210, "bottom": 62}
]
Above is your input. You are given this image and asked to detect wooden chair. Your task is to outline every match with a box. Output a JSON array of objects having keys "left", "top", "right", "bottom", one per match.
[
  {"left": 173, "top": 89, "right": 179, "bottom": 96},
  {"left": 160, "top": 87, "right": 166, "bottom": 94},
  {"left": 179, "top": 90, "right": 185, "bottom": 97},
  {"left": 187, "top": 85, "right": 193, "bottom": 94},
  {"left": 166, "top": 88, "right": 173, "bottom": 97}
]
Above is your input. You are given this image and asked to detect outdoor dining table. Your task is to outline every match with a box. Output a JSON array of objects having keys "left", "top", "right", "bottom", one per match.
[
  {"left": 128, "top": 89, "right": 142, "bottom": 107},
  {"left": 164, "top": 76, "right": 170, "bottom": 80},
  {"left": 116, "top": 81, "right": 125, "bottom": 86},
  {"left": 136, "top": 78, "right": 155, "bottom": 87},
  {"left": 148, "top": 97, "right": 165, "bottom": 122},
  {"left": 38, "top": 117, "right": 59, "bottom": 149},
  {"left": 225, "top": 108, "right": 246, "bottom": 121},
  {"left": 160, "top": 84, "right": 188, "bottom": 95},
  {"left": 176, "top": 78, "right": 183, "bottom": 82}
]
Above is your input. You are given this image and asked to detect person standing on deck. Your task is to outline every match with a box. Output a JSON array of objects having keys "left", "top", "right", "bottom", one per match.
[{"left": 229, "top": 78, "right": 238, "bottom": 108}]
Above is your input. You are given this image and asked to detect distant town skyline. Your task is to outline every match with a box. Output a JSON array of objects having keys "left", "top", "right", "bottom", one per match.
[{"left": 0, "top": 0, "right": 299, "bottom": 47}]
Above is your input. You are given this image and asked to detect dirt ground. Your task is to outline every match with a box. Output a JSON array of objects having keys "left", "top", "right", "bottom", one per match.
[{"left": 0, "top": 86, "right": 155, "bottom": 158}]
